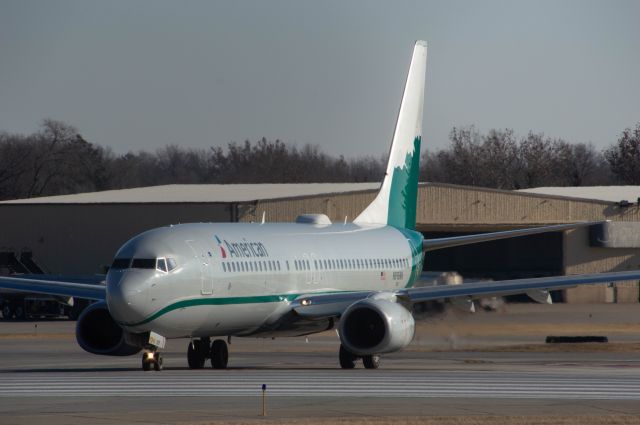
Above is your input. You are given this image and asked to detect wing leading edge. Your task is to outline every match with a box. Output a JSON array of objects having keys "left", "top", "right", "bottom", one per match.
[
  {"left": 292, "top": 269, "right": 640, "bottom": 319},
  {"left": 0, "top": 275, "right": 106, "bottom": 301}
]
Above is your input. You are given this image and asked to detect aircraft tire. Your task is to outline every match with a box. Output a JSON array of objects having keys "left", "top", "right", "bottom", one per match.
[
  {"left": 210, "top": 339, "right": 228, "bottom": 369},
  {"left": 142, "top": 354, "right": 151, "bottom": 371},
  {"left": 339, "top": 345, "right": 356, "bottom": 369},
  {"left": 187, "top": 341, "right": 206, "bottom": 369},
  {"left": 362, "top": 354, "right": 380, "bottom": 369},
  {"left": 153, "top": 354, "right": 163, "bottom": 371}
]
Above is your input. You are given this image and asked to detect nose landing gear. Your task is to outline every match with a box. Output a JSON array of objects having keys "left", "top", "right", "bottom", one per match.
[{"left": 142, "top": 350, "right": 163, "bottom": 371}]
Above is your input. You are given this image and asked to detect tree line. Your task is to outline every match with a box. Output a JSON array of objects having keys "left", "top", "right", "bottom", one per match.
[{"left": 0, "top": 119, "right": 638, "bottom": 201}]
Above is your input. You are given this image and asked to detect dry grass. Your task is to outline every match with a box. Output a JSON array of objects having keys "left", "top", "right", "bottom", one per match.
[{"left": 198, "top": 415, "right": 640, "bottom": 425}]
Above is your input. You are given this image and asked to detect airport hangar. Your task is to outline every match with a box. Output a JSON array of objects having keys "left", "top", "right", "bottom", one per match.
[{"left": 1, "top": 182, "right": 640, "bottom": 304}]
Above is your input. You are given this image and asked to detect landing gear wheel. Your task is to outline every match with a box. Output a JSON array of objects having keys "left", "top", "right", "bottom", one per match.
[
  {"left": 153, "top": 353, "right": 163, "bottom": 371},
  {"left": 142, "top": 351, "right": 162, "bottom": 371},
  {"left": 339, "top": 345, "right": 357, "bottom": 369},
  {"left": 142, "top": 353, "right": 152, "bottom": 371},
  {"left": 187, "top": 340, "right": 207, "bottom": 369},
  {"left": 210, "top": 339, "right": 228, "bottom": 369},
  {"left": 362, "top": 354, "right": 380, "bottom": 369},
  {"left": 2, "top": 304, "right": 13, "bottom": 320}
]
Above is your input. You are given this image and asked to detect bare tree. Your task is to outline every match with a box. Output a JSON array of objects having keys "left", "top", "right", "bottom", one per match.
[{"left": 604, "top": 123, "right": 640, "bottom": 184}]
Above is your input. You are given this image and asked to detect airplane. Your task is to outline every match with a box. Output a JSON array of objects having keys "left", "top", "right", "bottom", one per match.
[{"left": 2, "top": 40, "right": 640, "bottom": 371}]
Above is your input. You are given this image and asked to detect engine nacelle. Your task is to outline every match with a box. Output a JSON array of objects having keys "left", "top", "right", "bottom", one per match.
[
  {"left": 339, "top": 298, "right": 415, "bottom": 356},
  {"left": 76, "top": 301, "right": 143, "bottom": 356}
]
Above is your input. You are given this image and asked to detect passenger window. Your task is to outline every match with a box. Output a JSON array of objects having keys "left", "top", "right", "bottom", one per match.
[
  {"left": 286, "top": 260, "right": 290, "bottom": 271},
  {"left": 156, "top": 258, "right": 167, "bottom": 273}
]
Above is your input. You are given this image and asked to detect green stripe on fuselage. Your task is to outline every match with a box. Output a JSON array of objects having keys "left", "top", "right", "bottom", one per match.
[{"left": 119, "top": 294, "right": 299, "bottom": 327}]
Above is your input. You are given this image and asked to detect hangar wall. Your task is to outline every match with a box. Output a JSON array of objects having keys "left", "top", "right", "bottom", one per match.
[
  {"left": 240, "top": 183, "right": 640, "bottom": 303},
  {"left": 0, "top": 203, "right": 232, "bottom": 274},
  {"left": 1, "top": 182, "right": 639, "bottom": 303}
]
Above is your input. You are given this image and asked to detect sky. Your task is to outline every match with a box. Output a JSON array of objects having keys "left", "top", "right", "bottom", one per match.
[{"left": 0, "top": 0, "right": 639, "bottom": 158}]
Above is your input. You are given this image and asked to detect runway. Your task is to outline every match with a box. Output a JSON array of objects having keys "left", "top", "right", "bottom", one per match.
[
  {"left": 3, "top": 305, "right": 640, "bottom": 424},
  {"left": 3, "top": 369, "right": 640, "bottom": 400}
]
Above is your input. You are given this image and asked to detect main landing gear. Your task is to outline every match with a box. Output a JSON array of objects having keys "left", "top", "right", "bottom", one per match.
[
  {"left": 142, "top": 350, "right": 163, "bottom": 371},
  {"left": 187, "top": 338, "right": 229, "bottom": 370},
  {"left": 339, "top": 344, "right": 380, "bottom": 369}
]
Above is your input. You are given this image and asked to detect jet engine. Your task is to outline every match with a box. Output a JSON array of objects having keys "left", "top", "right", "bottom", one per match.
[
  {"left": 338, "top": 297, "right": 415, "bottom": 356},
  {"left": 75, "top": 301, "right": 143, "bottom": 356}
]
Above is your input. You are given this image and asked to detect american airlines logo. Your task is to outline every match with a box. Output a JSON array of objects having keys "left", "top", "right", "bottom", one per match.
[{"left": 215, "top": 235, "right": 269, "bottom": 258}]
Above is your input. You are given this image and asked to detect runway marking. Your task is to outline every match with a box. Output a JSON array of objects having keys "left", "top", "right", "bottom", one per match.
[{"left": 2, "top": 371, "right": 640, "bottom": 399}]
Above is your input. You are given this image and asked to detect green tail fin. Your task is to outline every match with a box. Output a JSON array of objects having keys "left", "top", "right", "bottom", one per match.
[{"left": 354, "top": 41, "right": 427, "bottom": 229}]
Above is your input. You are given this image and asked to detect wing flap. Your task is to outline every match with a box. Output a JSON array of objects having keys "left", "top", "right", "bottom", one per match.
[{"left": 0, "top": 276, "right": 106, "bottom": 300}]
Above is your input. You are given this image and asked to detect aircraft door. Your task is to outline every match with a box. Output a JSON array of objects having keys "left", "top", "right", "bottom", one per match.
[{"left": 186, "top": 240, "right": 214, "bottom": 295}]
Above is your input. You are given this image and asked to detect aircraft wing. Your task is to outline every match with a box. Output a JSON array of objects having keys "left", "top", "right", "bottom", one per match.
[
  {"left": 423, "top": 221, "right": 601, "bottom": 252},
  {"left": 0, "top": 275, "right": 106, "bottom": 301},
  {"left": 292, "top": 269, "right": 640, "bottom": 318}
]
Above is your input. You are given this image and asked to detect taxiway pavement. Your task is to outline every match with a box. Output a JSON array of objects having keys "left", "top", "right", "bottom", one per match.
[{"left": 2, "top": 304, "right": 640, "bottom": 424}]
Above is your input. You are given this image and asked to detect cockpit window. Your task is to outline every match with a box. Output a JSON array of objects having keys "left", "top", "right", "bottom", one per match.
[
  {"left": 156, "top": 258, "right": 167, "bottom": 273},
  {"left": 166, "top": 257, "right": 177, "bottom": 271},
  {"left": 131, "top": 258, "right": 156, "bottom": 269},
  {"left": 111, "top": 258, "right": 131, "bottom": 270}
]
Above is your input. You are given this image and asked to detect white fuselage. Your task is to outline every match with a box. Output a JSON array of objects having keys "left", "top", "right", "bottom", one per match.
[{"left": 106, "top": 221, "right": 422, "bottom": 339}]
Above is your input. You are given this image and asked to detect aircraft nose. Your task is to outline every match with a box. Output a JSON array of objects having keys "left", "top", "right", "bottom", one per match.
[{"left": 106, "top": 270, "right": 149, "bottom": 325}]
